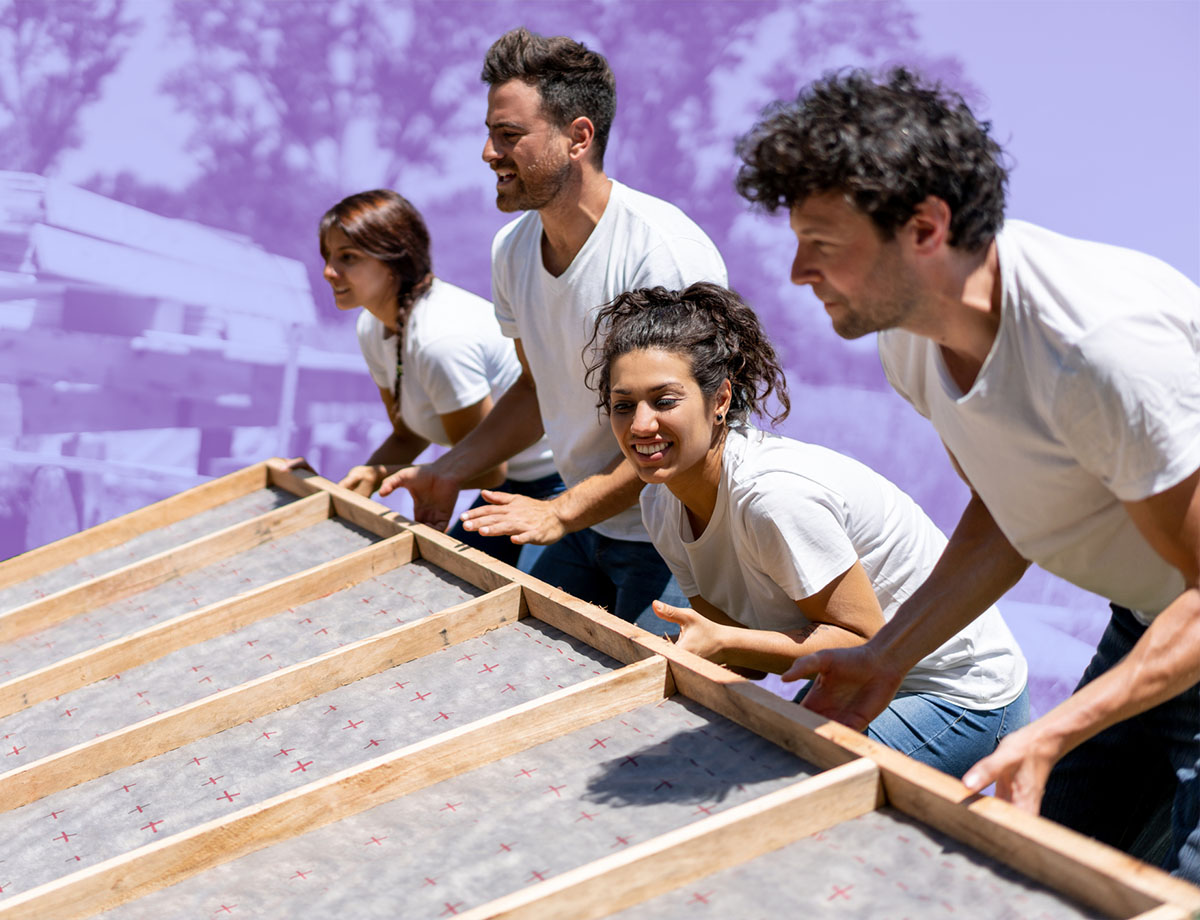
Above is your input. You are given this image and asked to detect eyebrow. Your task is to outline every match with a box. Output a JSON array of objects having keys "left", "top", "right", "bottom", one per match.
[
  {"left": 485, "top": 118, "right": 526, "bottom": 131},
  {"left": 609, "top": 381, "right": 685, "bottom": 396}
]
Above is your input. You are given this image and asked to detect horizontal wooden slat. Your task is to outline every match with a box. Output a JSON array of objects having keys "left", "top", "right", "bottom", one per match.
[
  {"left": 0, "top": 656, "right": 672, "bottom": 920},
  {"left": 0, "top": 492, "right": 332, "bottom": 643},
  {"left": 0, "top": 583, "right": 523, "bottom": 811},
  {"left": 0, "top": 463, "right": 268, "bottom": 591},
  {"left": 0, "top": 533, "right": 416, "bottom": 717},
  {"left": 459, "top": 757, "right": 882, "bottom": 920}
]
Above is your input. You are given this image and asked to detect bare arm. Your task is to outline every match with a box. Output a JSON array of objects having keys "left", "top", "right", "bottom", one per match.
[
  {"left": 963, "top": 466, "right": 1200, "bottom": 812},
  {"left": 785, "top": 481, "right": 1029, "bottom": 730},
  {"left": 338, "top": 387, "right": 430, "bottom": 496},
  {"left": 654, "top": 561, "right": 886, "bottom": 675},
  {"left": 378, "top": 340, "right": 545, "bottom": 529}
]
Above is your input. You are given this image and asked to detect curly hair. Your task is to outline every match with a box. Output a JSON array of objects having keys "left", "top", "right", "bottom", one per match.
[
  {"left": 319, "top": 190, "right": 434, "bottom": 325},
  {"left": 481, "top": 27, "right": 616, "bottom": 167},
  {"left": 735, "top": 68, "right": 1008, "bottom": 252},
  {"left": 585, "top": 283, "right": 790, "bottom": 427}
]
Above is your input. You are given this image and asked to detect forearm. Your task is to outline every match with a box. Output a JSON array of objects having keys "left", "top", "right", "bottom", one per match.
[
  {"left": 1033, "top": 586, "right": 1200, "bottom": 758},
  {"left": 434, "top": 376, "right": 543, "bottom": 487},
  {"left": 364, "top": 430, "right": 428, "bottom": 470},
  {"left": 716, "top": 621, "right": 870, "bottom": 675},
  {"left": 548, "top": 456, "right": 643, "bottom": 534},
  {"left": 875, "top": 492, "right": 1029, "bottom": 675}
]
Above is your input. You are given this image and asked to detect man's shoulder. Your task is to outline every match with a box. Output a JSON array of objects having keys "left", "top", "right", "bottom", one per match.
[
  {"left": 491, "top": 211, "right": 542, "bottom": 258},
  {"left": 609, "top": 180, "right": 713, "bottom": 241}
]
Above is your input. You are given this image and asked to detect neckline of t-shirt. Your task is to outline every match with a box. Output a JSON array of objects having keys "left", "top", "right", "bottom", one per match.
[
  {"left": 932, "top": 226, "right": 1013, "bottom": 405},
  {"left": 537, "top": 178, "right": 620, "bottom": 285}
]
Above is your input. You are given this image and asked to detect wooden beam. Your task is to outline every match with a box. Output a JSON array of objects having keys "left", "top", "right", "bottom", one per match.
[
  {"left": 0, "top": 492, "right": 332, "bottom": 643},
  {"left": 1127, "top": 906, "right": 1192, "bottom": 920},
  {"left": 630, "top": 634, "right": 1200, "bottom": 918},
  {"left": 265, "top": 461, "right": 409, "bottom": 540},
  {"left": 0, "top": 582, "right": 523, "bottom": 812},
  {"left": 0, "top": 463, "right": 267, "bottom": 591},
  {"left": 456, "top": 757, "right": 882, "bottom": 920},
  {"left": 0, "top": 656, "right": 671, "bottom": 920},
  {"left": 0, "top": 533, "right": 416, "bottom": 717}
]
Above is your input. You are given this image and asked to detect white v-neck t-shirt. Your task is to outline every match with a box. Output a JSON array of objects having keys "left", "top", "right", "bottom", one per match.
[
  {"left": 641, "top": 427, "right": 1028, "bottom": 709},
  {"left": 491, "top": 179, "right": 727, "bottom": 540},
  {"left": 879, "top": 220, "right": 1200, "bottom": 623}
]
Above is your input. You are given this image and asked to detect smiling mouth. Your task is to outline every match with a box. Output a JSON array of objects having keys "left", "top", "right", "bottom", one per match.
[
  {"left": 494, "top": 168, "right": 516, "bottom": 187},
  {"left": 632, "top": 441, "right": 671, "bottom": 459}
]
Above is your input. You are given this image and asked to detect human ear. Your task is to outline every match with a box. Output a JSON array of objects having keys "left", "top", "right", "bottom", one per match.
[
  {"left": 567, "top": 116, "right": 596, "bottom": 162},
  {"left": 907, "top": 196, "right": 952, "bottom": 253},
  {"left": 715, "top": 378, "right": 733, "bottom": 423}
]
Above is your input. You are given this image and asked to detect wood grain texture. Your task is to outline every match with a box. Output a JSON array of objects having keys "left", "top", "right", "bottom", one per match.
[
  {"left": 0, "top": 463, "right": 268, "bottom": 591},
  {"left": 457, "top": 757, "right": 882, "bottom": 920},
  {"left": 0, "top": 492, "right": 332, "bottom": 643},
  {"left": 0, "top": 533, "right": 416, "bottom": 717},
  {"left": 0, "top": 656, "right": 671, "bottom": 920},
  {"left": 0, "top": 583, "right": 522, "bottom": 812}
]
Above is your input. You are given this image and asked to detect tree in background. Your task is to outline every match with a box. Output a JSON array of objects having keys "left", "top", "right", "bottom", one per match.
[{"left": 0, "top": 0, "right": 137, "bottom": 174}]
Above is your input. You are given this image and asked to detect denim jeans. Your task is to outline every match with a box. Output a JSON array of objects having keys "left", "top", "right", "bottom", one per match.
[
  {"left": 795, "top": 683, "right": 1031, "bottom": 779},
  {"left": 528, "top": 527, "right": 687, "bottom": 636},
  {"left": 448, "top": 472, "right": 565, "bottom": 572},
  {"left": 1041, "top": 604, "right": 1200, "bottom": 883}
]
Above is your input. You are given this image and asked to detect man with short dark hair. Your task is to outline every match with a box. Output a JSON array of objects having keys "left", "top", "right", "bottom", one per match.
[
  {"left": 383, "top": 28, "right": 726, "bottom": 628},
  {"left": 737, "top": 67, "right": 1200, "bottom": 879}
]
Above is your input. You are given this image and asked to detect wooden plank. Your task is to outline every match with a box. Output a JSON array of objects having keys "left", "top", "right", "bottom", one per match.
[
  {"left": 265, "top": 460, "right": 409, "bottom": 540},
  {"left": 876, "top": 751, "right": 1200, "bottom": 918},
  {"left": 0, "top": 583, "right": 523, "bottom": 811},
  {"left": 0, "top": 656, "right": 672, "bottom": 920},
  {"left": 0, "top": 463, "right": 268, "bottom": 591},
  {"left": 0, "top": 533, "right": 416, "bottom": 717},
  {"left": 0, "top": 492, "right": 332, "bottom": 643},
  {"left": 629, "top": 633, "right": 864, "bottom": 772},
  {"left": 457, "top": 757, "right": 882, "bottom": 920},
  {"left": 1128, "top": 906, "right": 1191, "bottom": 920},
  {"left": 650, "top": 635, "right": 1200, "bottom": 919},
  {"left": 521, "top": 582, "right": 659, "bottom": 670}
]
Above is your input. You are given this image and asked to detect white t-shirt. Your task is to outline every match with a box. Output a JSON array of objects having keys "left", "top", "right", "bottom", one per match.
[
  {"left": 356, "top": 278, "right": 556, "bottom": 481},
  {"left": 492, "top": 179, "right": 728, "bottom": 540},
  {"left": 879, "top": 220, "right": 1200, "bottom": 623},
  {"left": 640, "top": 427, "right": 1028, "bottom": 709}
]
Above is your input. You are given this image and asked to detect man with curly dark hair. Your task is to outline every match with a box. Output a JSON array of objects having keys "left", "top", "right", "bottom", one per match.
[{"left": 738, "top": 67, "right": 1200, "bottom": 881}]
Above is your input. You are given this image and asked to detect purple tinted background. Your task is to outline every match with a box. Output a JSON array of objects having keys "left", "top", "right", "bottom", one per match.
[{"left": 1, "top": 0, "right": 1197, "bottom": 718}]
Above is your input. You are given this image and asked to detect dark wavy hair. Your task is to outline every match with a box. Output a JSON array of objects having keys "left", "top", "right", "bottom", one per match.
[
  {"left": 319, "top": 190, "right": 434, "bottom": 324},
  {"left": 736, "top": 68, "right": 1008, "bottom": 252},
  {"left": 586, "top": 283, "right": 790, "bottom": 427},
  {"left": 481, "top": 27, "right": 616, "bottom": 167}
]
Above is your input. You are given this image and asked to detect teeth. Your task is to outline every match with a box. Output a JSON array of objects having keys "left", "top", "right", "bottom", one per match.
[{"left": 634, "top": 443, "right": 667, "bottom": 455}]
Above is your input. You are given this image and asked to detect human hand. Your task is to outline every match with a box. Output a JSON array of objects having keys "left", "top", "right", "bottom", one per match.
[
  {"left": 652, "top": 600, "right": 727, "bottom": 662},
  {"left": 459, "top": 491, "right": 567, "bottom": 545},
  {"left": 962, "top": 723, "right": 1061, "bottom": 813},
  {"left": 337, "top": 465, "right": 384, "bottom": 497},
  {"left": 379, "top": 464, "right": 461, "bottom": 532},
  {"left": 782, "top": 644, "right": 903, "bottom": 731}
]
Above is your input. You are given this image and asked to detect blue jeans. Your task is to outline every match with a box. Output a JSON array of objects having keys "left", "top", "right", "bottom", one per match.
[
  {"left": 795, "top": 683, "right": 1030, "bottom": 779},
  {"left": 448, "top": 472, "right": 565, "bottom": 572},
  {"left": 528, "top": 527, "right": 687, "bottom": 636},
  {"left": 1041, "top": 605, "right": 1200, "bottom": 883}
]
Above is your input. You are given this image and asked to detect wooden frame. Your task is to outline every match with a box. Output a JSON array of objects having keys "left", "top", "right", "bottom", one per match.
[{"left": 0, "top": 461, "right": 1196, "bottom": 920}]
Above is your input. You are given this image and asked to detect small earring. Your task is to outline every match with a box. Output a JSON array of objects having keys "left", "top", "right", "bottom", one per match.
[{"left": 715, "top": 413, "right": 724, "bottom": 424}]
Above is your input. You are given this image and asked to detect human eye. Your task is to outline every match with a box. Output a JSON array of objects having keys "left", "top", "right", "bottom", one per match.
[
  {"left": 610, "top": 400, "right": 633, "bottom": 414},
  {"left": 654, "top": 397, "right": 679, "bottom": 409}
]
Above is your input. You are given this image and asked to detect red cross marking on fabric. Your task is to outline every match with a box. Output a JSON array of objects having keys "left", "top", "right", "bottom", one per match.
[
  {"left": 217, "top": 790, "right": 241, "bottom": 803},
  {"left": 291, "top": 760, "right": 314, "bottom": 773},
  {"left": 141, "top": 820, "right": 164, "bottom": 833},
  {"left": 828, "top": 884, "right": 854, "bottom": 901}
]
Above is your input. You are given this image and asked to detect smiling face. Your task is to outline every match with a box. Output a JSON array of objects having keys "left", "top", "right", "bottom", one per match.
[
  {"left": 788, "top": 191, "right": 922, "bottom": 339},
  {"left": 483, "top": 79, "right": 573, "bottom": 213},
  {"left": 608, "top": 348, "right": 731, "bottom": 505},
  {"left": 321, "top": 226, "right": 398, "bottom": 329}
]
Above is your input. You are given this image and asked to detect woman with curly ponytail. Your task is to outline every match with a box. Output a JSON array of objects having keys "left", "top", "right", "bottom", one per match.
[{"left": 588, "top": 282, "right": 1029, "bottom": 778}]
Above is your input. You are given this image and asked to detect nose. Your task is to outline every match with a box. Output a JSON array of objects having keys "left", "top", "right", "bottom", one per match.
[
  {"left": 482, "top": 134, "right": 499, "bottom": 164},
  {"left": 630, "top": 401, "right": 657, "bottom": 436},
  {"left": 790, "top": 246, "right": 820, "bottom": 287},
  {"left": 323, "top": 261, "right": 338, "bottom": 283}
]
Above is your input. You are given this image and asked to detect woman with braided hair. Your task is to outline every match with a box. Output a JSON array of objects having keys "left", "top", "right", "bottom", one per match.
[
  {"left": 587, "top": 282, "right": 1029, "bottom": 776},
  {"left": 315, "top": 189, "right": 561, "bottom": 567}
]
